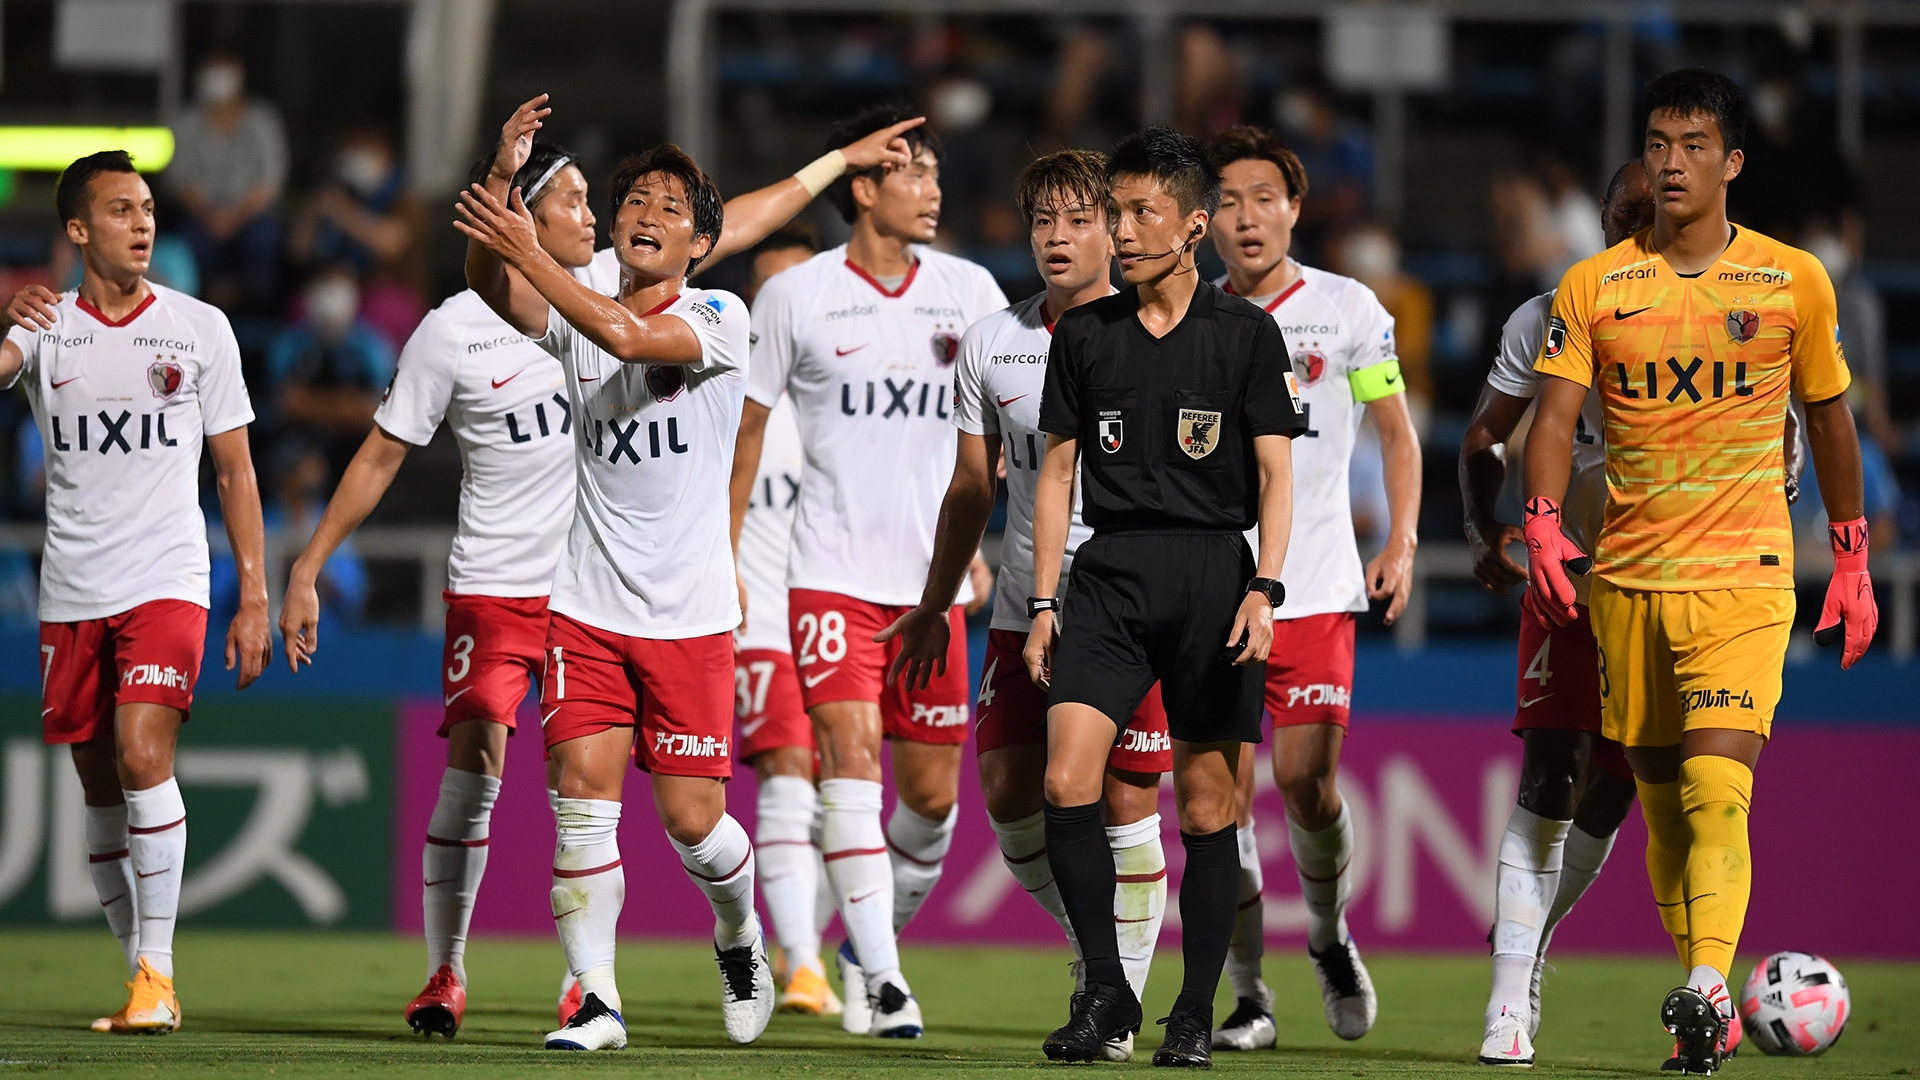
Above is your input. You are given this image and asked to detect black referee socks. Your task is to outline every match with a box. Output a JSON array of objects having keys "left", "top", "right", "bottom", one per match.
[
  {"left": 1044, "top": 800, "right": 1126, "bottom": 991},
  {"left": 1172, "top": 823, "right": 1240, "bottom": 1020}
]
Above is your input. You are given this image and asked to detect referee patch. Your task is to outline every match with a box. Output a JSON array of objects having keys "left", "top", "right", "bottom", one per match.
[{"left": 1176, "top": 409, "right": 1222, "bottom": 460}]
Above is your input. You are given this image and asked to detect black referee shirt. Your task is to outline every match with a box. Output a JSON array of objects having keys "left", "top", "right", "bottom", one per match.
[{"left": 1039, "top": 282, "right": 1306, "bottom": 533}]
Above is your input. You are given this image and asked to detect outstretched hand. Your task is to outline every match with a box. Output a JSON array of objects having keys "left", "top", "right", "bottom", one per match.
[
  {"left": 840, "top": 116, "right": 926, "bottom": 173},
  {"left": 492, "top": 94, "right": 551, "bottom": 183},
  {"left": 455, "top": 184, "right": 543, "bottom": 268},
  {"left": 875, "top": 604, "right": 952, "bottom": 691}
]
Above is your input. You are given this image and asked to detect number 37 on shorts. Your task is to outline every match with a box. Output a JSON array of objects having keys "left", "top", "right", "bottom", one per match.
[{"left": 786, "top": 587, "right": 971, "bottom": 744}]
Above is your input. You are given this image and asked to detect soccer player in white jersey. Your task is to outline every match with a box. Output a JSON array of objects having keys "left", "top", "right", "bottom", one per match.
[
  {"left": 1200, "top": 126, "right": 1423, "bottom": 1050},
  {"left": 273, "top": 96, "right": 922, "bottom": 1037},
  {"left": 732, "top": 227, "right": 844, "bottom": 1017},
  {"left": 731, "top": 103, "right": 1008, "bottom": 1038},
  {"left": 879, "top": 149, "right": 1171, "bottom": 1062},
  {"left": 0, "top": 151, "right": 272, "bottom": 1033},
  {"left": 457, "top": 104, "right": 776, "bottom": 1052}
]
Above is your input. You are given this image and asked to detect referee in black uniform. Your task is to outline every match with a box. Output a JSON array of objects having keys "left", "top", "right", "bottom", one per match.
[{"left": 1025, "top": 128, "right": 1306, "bottom": 1067}]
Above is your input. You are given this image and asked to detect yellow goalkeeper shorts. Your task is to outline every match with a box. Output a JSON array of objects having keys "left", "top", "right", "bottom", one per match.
[{"left": 1589, "top": 578, "right": 1794, "bottom": 748}]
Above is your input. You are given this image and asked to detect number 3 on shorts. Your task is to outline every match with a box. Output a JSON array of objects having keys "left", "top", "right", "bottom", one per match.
[
  {"left": 447, "top": 634, "right": 475, "bottom": 682},
  {"left": 795, "top": 610, "right": 847, "bottom": 666}
]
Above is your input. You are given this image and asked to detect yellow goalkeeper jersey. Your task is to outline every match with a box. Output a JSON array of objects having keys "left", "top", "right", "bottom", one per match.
[{"left": 1534, "top": 225, "right": 1851, "bottom": 591}]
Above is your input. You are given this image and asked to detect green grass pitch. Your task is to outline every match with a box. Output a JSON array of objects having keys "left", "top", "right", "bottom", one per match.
[{"left": 0, "top": 931, "right": 1914, "bottom": 1078}]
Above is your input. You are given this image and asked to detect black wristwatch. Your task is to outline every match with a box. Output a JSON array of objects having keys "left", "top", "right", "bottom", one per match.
[
  {"left": 1027, "top": 596, "right": 1061, "bottom": 618},
  {"left": 1245, "top": 577, "right": 1285, "bottom": 607}
]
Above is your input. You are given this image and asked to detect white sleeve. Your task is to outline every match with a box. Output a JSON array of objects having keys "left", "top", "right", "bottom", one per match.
[
  {"left": 951, "top": 316, "right": 995, "bottom": 436},
  {"left": 1486, "top": 294, "right": 1552, "bottom": 399},
  {"left": 745, "top": 274, "right": 796, "bottom": 408},
  {"left": 372, "top": 311, "right": 458, "bottom": 446},
  {"left": 1345, "top": 287, "right": 1400, "bottom": 376},
  {"left": 669, "top": 292, "right": 748, "bottom": 373},
  {"left": 199, "top": 315, "right": 256, "bottom": 435},
  {"left": 529, "top": 303, "right": 572, "bottom": 363},
  {"left": 1, "top": 321, "right": 41, "bottom": 391}
]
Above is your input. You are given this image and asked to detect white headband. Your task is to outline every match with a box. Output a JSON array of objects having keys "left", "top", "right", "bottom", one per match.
[{"left": 525, "top": 155, "right": 573, "bottom": 201}]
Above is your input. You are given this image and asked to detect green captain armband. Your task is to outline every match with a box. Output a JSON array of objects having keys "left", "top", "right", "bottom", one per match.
[{"left": 1349, "top": 359, "right": 1405, "bottom": 403}]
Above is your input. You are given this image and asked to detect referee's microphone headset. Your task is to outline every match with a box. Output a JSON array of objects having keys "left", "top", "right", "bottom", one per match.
[{"left": 1125, "top": 222, "right": 1206, "bottom": 262}]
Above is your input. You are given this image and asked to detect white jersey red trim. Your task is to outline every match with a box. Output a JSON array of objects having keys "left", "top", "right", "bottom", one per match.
[{"left": 4, "top": 284, "right": 253, "bottom": 621}]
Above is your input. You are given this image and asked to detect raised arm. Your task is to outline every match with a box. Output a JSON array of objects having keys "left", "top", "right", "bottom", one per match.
[
  {"left": 280, "top": 425, "right": 413, "bottom": 670},
  {"left": 1023, "top": 433, "right": 1078, "bottom": 687},
  {"left": 1365, "top": 390, "right": 1422, "bottom": 624},
  {"left": 465, "top": 95, "right": 556, "bottom": 336},
  {"left": 1459, "top": 383, "right": 1533, "bottom": 591},
  {"left": 704, "top": 117, "right": 926, "bottom": 268},
  {"left": 207, "top": 427, "right": 272, "bottom": 688},
  {"left": 877, "top": 431, "right": 1000, "bottom": 688}
]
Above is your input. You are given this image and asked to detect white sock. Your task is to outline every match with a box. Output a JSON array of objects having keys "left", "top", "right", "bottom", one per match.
[
  {"left": 423, "top": 768, "right": 500, "bottom": 985},
  {"left": 756, "top": 776, "right": 822, "bottom": 973},
  {"left": 1109, "top": 814, "right": 1167, "bottom": 1006},
  {"left": 673, "top": 813, "right": 761, "bottom": 951},
  {"left": 887, "top": 801, "right": 957, "bottom": 933},
  {"left": 1488, "top": 805, "right": 1570, "bottom": 1020},
  {"left": 1224, "top": 815, "right": 1271, "bottom": 1010},
  {"left": 819, "top": 777, "right": 902, "bottom": 995},
  {"left": 1288, "top": 802, "right": 1354, "bottom": 954},
  {"left": 85, "top": 802, "right": 138, "bottom": 977},
  {"left": 552, "top": 797, "right": 624, "bottom": 1015},
  {"left": 1690, "top": 964, "right": 1734, "bottom": 1020},
  {"left": 989, "top": 811, "right": 1077, "bottom": 953},
  {"left": 124, "top": 780, "right": 186, "bottom": 980},
  {"left": 811, "top": 802, "right": 836, "bottom": 938},
  {"left": 1541, "top": 824, "right": 1616, "bottom": 949}
]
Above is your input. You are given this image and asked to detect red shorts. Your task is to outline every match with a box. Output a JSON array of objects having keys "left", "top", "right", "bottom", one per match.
[
  {"left": 1514, "top": 592, "right": 1630, "bottom": 780},
  {"left": 40, "top": 599, "right": 207, "bottom": 745},
  {"left": 440, "top": 591, "right": 549, "bottom": 736},
  {"left": 974, "top": 628, "right": 1171, "bottom": 772},
  {"left": 539, "top": 612, "right": 736, "bottom": 778},
  {"left": 735, "top": 648, "right": 813, "bottom": 761},
  {"left": 787, "top": 589, "right": 970, "bottom": 745},
  {"left": 1264, "top": 611, "right": 1356, "bottom": 729}
]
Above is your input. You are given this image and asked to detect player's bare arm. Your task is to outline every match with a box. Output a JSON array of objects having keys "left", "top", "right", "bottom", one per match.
[
  {"left": 280, "top": 425, "right": 413, "bottom": 671},
  {"left": 1459, "top": 384, "right": 1533, "bottom": 591},
  {"left": 1521, "top": 375, "right": 1589, "bottom": 627},
  {"left": 1364, "top": 389, "right": 1421, "bottom": 623},
  {"left": 1024, "top": 432, "right": 1077, "bottom": 687},
  {"left": 877, "top": 430, "right": 1000, "bottom": 690},
  {"left": 6, "top": 284, "right": 59, "bottom": 332},
  {"left": 706, "top": 117, "right": 925, "bottom": 267},
  {"left": 207, "top": 426, "right": 272, "bottom": 688},
  {"left": 461, "top": 96, "right": 553, "bottom": 334},
  {"left": 1231, "top": 434, "right": 1291, "bottom": 666},
  {"left": 727, "top": 397, "right": 772, "bottom": 623},
  {"left": 0, "top": 338, "right": 21, "bottom": 387}
]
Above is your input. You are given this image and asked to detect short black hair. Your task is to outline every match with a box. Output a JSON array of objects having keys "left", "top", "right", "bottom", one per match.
[
  {"left": 750, "top": 221, "right": 819, "bottom": 261},
  {"left": 608, "top": 144, "right": 726, "bottom": 274},
  {"left": 465, "top": 141, "right": 580, "bottom": 213},
  {"left": 1107, "top": 126, "right": 1221, "bottom": 218},
  {"left": 1643, "top": 69, "right": 1749, "bottom": 154},
  {"left": 824, "top": 102, "right": 941, "bottom": 224},
  {"left": 1204, "top": 126, "right": 1309, "bottom": 202},
  {"left": 56, "top": 150, "right": 139, "bottom": 225}
]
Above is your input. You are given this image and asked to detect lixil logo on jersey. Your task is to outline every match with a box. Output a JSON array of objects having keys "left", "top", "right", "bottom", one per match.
[
  {"left": 50, "top": 410, "right": 179, "bottom": 453},
  {"left": 838, "top": 379, "right": 952, "bottom": 419},
  {"left": 505, "top": 393, "right": 572, "bottom": 445}
]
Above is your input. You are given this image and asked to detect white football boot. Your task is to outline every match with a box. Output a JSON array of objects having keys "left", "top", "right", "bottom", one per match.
[
  {"left": 1479, "top": 1005, "right": 1536, "bottom": 1066},
  {"left": 836, "top": 941, "right": 872, "bottom": 1035},
  {"left": 543, "top": 992, "right": 627, "bottom": 1051},
  {"left": 715, "top": 934, "right": 777, "bottom": 1044},
  {"left": 1310, "top": 937, "right": 1378, "bottom": 1040},
  {"left": 868, "top": 981, "right": 924, "bottom": 1038},
  {"left": 1213, "top": 995, "right": 1279, "bottom": 1050}
]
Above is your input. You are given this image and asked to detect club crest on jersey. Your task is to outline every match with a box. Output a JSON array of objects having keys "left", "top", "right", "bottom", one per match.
[
  {"left": 931, "top": 331, "right": 961, "bottom": 366},
  {"left": 147, "top": 359, "right": 183, "bottom": 399},
  {"left": 1543, "top": 317, "right": 1567, "bottom": 359},
  {"left": 1293, "top": 349, "right": 1328, "bottom": 387},
  {"left": 1098, "top": 416, "right": 1124, "bottom": 453},
  {"left": 646, "top": 364, "right": 686, "bottom": 402},
  {"left": 1176, "top": 408, "right": 1221, "bottom": 460},
  {"left": 1727, "top": 309, "right": 1760, "bottom": 345}
]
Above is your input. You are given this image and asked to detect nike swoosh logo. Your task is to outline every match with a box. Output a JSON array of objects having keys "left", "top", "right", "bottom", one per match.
[
  {"left": 552, "top": 906, "right": 584, "bottom": 920},
  {"left": 51, "top": 377, "right": 81, "bottom": 389},
  {"left": 996, "top": 395, "right": 1027, "bottom": 408},
  {"left": 836, "top": 345, "right": 868, "bottom": 356},
  {"left": 577, "top": 376, "right": 601, "bottom": 382},
  {"left": 424, "top": 877, "right": 458, "bottom": 887},
  {"left": 542, "top": 707, "right": 561, "bottom": 727},
  {"left": 850, "top": 888, "right": 882, "bottom": 903},
  {"left": 445, "top": 687, "right": 472, "bottom": 706},
  {"left": 492, "top": 368, "right": 526, "bottom": 389},
  {"left": 740, "top": 717, "right": 770, "bottom": 738},
  {"left": 42, "top": 708, "right": 54, "bottom": 716},
  {"left": 100, "top": 894, "right": 126, "bottom": 907},
  {"left": 1384, "top": 373, "right": 1401, "bottom": 385},
  {"left": 1519, "top": 693, "right": 1553, "bottom": 708},
  {"left": 802, "top": 667, "right": 838, "bottom": 689},
  {"left": 1615, "top": 306, "right": 1654, "bottom": 320},
  {"left": 136, "top": 868, "right": 169, "bottom": 879}
]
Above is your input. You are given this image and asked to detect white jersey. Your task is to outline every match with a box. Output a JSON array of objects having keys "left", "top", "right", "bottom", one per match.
[
  {"left": 538, "top": 288, "right": 750, "bottom": 639},
  {"left": 3, "top": 285, "right": 254, "bottom": 621},
  {"left": 735, "top": 394, "right": 801, "bottom": 653},
  {"left": 1488, "top": 290, "right": 1607, "bottom": 604},
  {"left": 375, "top": 291, "right": 573, "bottom": 597},
  {"left": 1228, "top": 266, "right": 1401, "bottom": 619},
  {"left": 584, "top": 248, "right": 622, "bottom": 295},
  {"left": 952, "top": 292, "right": 1096, "bottom": 634},
  {"left": 747, "top": 245, "right": 1008, "bottom": 605}
]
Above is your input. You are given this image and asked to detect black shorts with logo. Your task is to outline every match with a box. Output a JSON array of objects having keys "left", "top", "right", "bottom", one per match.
[{"left": 1048, "top": 530, "right": 1264, "bottom": 745}]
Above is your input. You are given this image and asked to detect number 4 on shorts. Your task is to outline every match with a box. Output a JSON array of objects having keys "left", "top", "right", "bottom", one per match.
[{"left": 1525, "top": 637, "right": 1552, "bottom": 685}]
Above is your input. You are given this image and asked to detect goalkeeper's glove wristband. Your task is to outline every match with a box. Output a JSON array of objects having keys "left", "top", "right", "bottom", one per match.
[
  {"left": 1814, "top": 517, "right": 1878, "bottom": 669},
  {"left": 1521, "top": 496, "right": 1590, "bottom": 628}
]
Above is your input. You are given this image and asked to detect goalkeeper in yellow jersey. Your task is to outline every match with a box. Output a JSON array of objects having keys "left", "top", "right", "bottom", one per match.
[{"left": 1524, "top": 69, "right": 1878, "bottom": 1076}]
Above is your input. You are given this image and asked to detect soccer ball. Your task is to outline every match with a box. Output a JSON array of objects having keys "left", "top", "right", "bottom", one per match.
[{"left": 1739, "top": 952, "right": 1850, "bottom": 1056}]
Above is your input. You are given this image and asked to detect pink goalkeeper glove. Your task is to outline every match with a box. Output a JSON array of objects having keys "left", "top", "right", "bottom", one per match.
[
  {"left": 1522, "top": 496, "right": 1591, "bottom": 628},
  {"left": 1814, "top": 517, "right": 1878, "bottom": 669}
]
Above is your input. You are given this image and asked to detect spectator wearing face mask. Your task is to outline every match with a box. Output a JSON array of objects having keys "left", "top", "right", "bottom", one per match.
[
  {"left": 166, "top": 50, "right": 289, "bottom": 309},
  {"left": 266, "top": 264, "right": 397, "bottom": 475},
  {"left": 289, "top": 127, "right": 429, "bottom": 350}
]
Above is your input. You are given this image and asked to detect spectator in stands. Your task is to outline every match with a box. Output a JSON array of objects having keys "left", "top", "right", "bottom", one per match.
[
  {"left": 267, "top": 264, "right": 397, "bottom": 477},
  {"left": 290, "top": 127, "right": 428, "bottom": 351},
  {"left": 1275, "top": 83, "right": 1372, "bottom": 261},
  {"left": 167, "top": 50, "right": 288, "bottom": 309},
  {"left": 1175, "top": 23, "right": 1245, "bottom": 137}
]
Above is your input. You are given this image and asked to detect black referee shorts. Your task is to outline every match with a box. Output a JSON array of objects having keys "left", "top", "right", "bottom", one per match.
[{"left": 1048, "top": 531, "right": 1264, "bottom": 745}]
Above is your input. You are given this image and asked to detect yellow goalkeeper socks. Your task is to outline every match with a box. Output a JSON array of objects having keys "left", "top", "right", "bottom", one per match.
[
  {"left": 1635, "top": 776, "right": 1690, "bottom": 965},
  {"left": 1680, "top": 755, "right": 1755, "bottom": 978}
]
